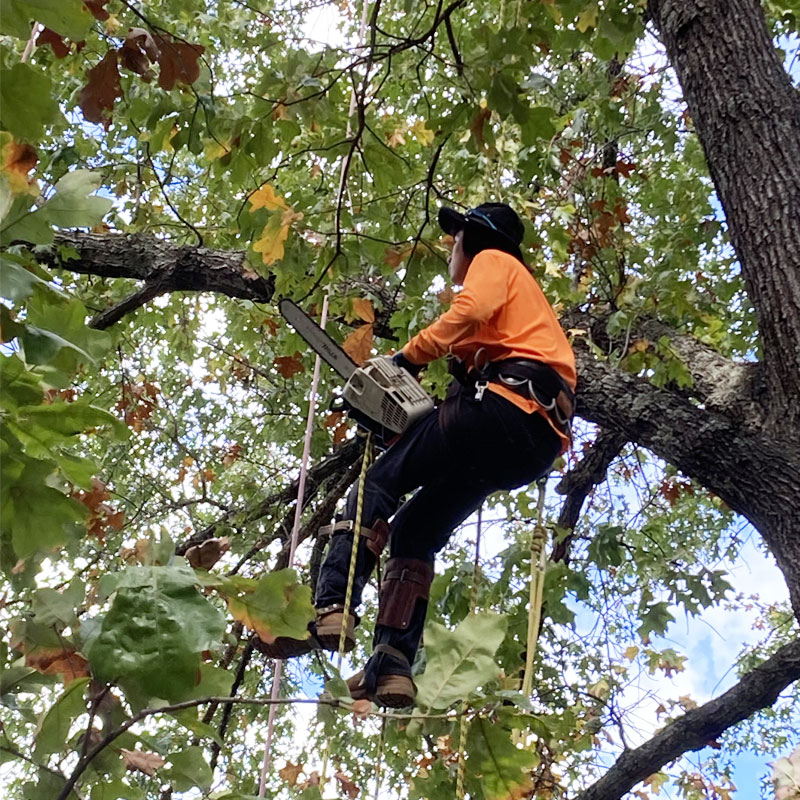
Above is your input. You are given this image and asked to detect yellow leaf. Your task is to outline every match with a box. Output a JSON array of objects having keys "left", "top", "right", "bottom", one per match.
[
  {"left": 410, "top": 119, "right": 435, "bottom": 146},
  {"left": 253, "top": 215, "right": 290, "bottom": 265},
  {"left": 352, "top": 297, "right": 375, "bottom": 323},
  {"left": 544, "top": 261, "right": 563, "bottom": 277},
  {"left": 623, "top": 645, "right": 639, "bottom": 660},
  {"left": 576, "top": 5, "right": 598, "bottom": 32},
  {"left": 2, "top": 140, "right": 38, "bottom": 194},
  {"left": 204, "top": 138, "right": 230, "bottom": 160},
  {"left": 643, "top": 772, "right": 669, "bottom": 795},
  {"left": 248, "top": 183, "right": 288, "bottom": 212},
  {"left": 342, "top": 324, "right": 374, "bottom": 366}
]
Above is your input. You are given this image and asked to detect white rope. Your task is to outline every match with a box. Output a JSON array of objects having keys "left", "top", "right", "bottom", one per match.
[
  {"left": 257, "top": 0, "right": 370, "bottom": 790},
  {"left": 257, "top": 296, "right": 330, "bottom": 796}
]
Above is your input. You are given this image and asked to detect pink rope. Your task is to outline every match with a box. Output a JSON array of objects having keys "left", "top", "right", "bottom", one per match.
[{"left": 257, "top": 295, "right": 330, "bottom": 796}]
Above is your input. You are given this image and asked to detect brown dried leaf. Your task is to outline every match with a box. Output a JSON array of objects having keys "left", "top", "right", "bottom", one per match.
[
  {"left": 437, "top": 288, "right": 455, "bottom": 306},
  {"left": 351, "top": 297, "right": 375, "bottom": 324},
  {"left": 469, "top": 106, "right": 491, "bottom": 149},
  {"left": 121, "top": 748, "right": 165, "bottom": 777},
  {"left": 119, "top": 27, "right": 159, "bottom": 82},
  {"left": 384, "top": 245, "right": 413, "bottom": 268},
  {"left": 278, "top": 761, "right": 303, "bottom": 786},
  {"left": 37, "top": 27, "right": 70, "bottom": 58},
  {"left": 334, "top": 770, "right": 360, "bottom": 799},
  {"left": 154, "top": 35, "right": 205, "bottom": 90},
  {"left": 84, "top": 0, "right": 111, "bottom": 21},
  {"left": 79, "top": 50, "right": 122, "bottom": 129},
  {"left": 185, "top": 537, "right": 230, "bottom": 570},
  {"left": 25, "top": 645, "right": 90, "bottom": 682},
  {"left": 351, "top": 698, "right": 372, "bottom": 719},
  {"left": 275, "top": 352, "right": 305, "bottom": 379},
  {"left": 342, "top": 323, "right": 374, "bottom": 366}
]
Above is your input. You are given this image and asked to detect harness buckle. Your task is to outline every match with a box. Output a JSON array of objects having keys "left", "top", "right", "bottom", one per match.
[{"left": 474, "top": 380, "right": 489, "bottom": 401}]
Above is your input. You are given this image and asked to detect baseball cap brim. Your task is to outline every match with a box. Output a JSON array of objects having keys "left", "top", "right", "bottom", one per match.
[{"left": 438, "top": 205, "right": 526, "bottom": 263}]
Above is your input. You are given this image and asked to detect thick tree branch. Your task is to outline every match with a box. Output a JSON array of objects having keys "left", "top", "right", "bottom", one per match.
[
  {"left": 45, "top": 232, "right": 274, "bottom": 328},
  {"left": 576, "top": 346, "right": 800, "bottom": 618},
  {"left": 574, "top": 637, "right": 800, "bottom": 800},
  {"left": 175, "top": 438, "right": 363, "bottom": 555},
  {"left": 553, "top": 429, "right": 627, "bottom": 563}
]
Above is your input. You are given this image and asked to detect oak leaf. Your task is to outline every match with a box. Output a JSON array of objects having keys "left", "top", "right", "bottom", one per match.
[
  {"left": 275, "top": 352, "right": 305, "bottom": 379},
  {"left": 24, "top": 644, "right": 91, "bottom": 682},
  {"left": 384, "top": 244, "right": 413, "bottom": 268},
  {"left": 342, "top": 324, "right": 374, "bottom": 366},
  {"left": 79, "top": 50, "right": 122, "bottom": 129},
  {"left": 119, "top": 28, "right": 159, "bottom": 82},
  {"left": 334, "top": 771, "right": 360, "bottom": 799},
  {"left": 351, "top": 297, "right": 375, "bottom": 323},
  {"left": 38, "top": 28, "right": 70, "bottom": 58},
  {"left": 252, "top": 217, "right": 290, "bottom": 264},
  {"left": 351, "top": 698, "right": 372, "bottom": 719},
  {"left": 410, "top": 119, "right": 434, "bottom": 146},
  {"left": 84, "top": 0, "right": 111, "bottom": 21},
  {"left": 279, "top": 761, "right": 303, "bottom": 786},
  {"left": 2, "top": 141, "right": 38, "bottom": 193},
  {"left": 154, "top": 35, "right": 205, "bottom": 90},
  {"left": 386, "top": 128, "right": 406, "bottom": 148},
  {"left": 121, "top": 748, "right": 166, "bottom": 777},
  {"left": 248, "top": 183, "right": 288, "bottom": 211}
]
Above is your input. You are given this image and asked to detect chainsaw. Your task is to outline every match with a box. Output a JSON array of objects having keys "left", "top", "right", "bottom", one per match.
[{"left": 279, "top": 298, "right": 434, "bottom": 439}]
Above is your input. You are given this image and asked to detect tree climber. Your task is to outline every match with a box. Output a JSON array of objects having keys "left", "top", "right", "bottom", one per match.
[{"left": 258, "top": 203, "right": 577, "bottom": 708}]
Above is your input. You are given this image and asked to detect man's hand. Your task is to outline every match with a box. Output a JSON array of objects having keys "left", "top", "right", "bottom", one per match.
[{"left": 391, "top": 351, "right": 423, "bottom": 378}]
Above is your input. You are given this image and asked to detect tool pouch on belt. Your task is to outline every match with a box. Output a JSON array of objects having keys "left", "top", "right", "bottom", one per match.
[
  {"left": 377, "top": 558, "right": 435, "bottom": 629},
  {"left": 319, "top": 518, "right": 390, "bottom": 559}
]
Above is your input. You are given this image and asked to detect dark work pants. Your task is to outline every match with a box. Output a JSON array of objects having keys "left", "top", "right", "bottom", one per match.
[{"left": 315, "top": 383, "right": 562, "bottom": 680}]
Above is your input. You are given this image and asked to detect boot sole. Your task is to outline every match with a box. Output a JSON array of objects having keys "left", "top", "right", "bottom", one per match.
[
  {"left": 375, "top": 676, "right": 415, "bottom": 708},
  {"left": 315, "top": 619, "right": 356, "bottom": 653},
  {"left": 346, "top": 671, "right": 415, "bottom": 708},
  {"left": 253, "top": 635, "right": 315, "bottom": 659}
]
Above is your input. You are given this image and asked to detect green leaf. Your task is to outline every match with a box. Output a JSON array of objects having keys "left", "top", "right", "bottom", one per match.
[
  {"left": 0, "top": 256, "right": 51, "bottom": 304},
  {"left": 32, "top": 579, "right": 84, "bottom": 627},
  {"left": 217, "top": 569, "right": 315, "bottom": 643},
  {"left": 415, "top": 612, "right": 507, "bottom": 711},
  {"left": 41, "top": 170, "right": 113, "bottom": 230},
  {"left": 638, "top": 601, "right": 675, "bottom": 639},
  {"left": 166, "top": 746, "right": 213, "bottom": 792},
  {"left": 587, "top": 524, "right": 624, "bottom": 568},
  {"left": 33, "top": 677, "right": 89, "bottom": 757},
  {"left": 90, "top": 779, "right": 144, "bottom": 800},
  {"left": 85, "top": 564, "right": 226, "bottom": 703},
  {"left": 0, "top": 64, "right": 61, "bottom": 142},
  {"left": 466, "top": 716, "right": 537, "bottom": 800},
  {"left": 521, "top": 106, "right": 557, "bottom": 145},
  {"left": 1, "top": 0, "right": 93, "bottom": 40}
]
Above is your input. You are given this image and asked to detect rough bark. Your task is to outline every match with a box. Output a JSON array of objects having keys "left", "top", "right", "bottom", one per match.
[
  {"left": 648, "top": 0, "right": 800, "bottom": 429},
  {"left": 45, "top": 231, "right": 275, "bottom": 328},
  {"left": 575, "top": 638, "right": 800, "bottom": 800}
]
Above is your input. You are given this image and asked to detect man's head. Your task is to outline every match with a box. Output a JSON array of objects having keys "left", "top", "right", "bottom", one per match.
[{"left": 438, "top": 202, "right": 525, "bottom": 283}]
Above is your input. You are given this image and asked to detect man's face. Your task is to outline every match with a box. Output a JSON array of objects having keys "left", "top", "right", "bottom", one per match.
[{"left": 448, "top": 230, "right": 471, "bottom": 284}]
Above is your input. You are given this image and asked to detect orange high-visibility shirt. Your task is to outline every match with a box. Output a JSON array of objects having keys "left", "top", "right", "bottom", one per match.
[{"left": 402, "top": 249, "right": 576, "bottom": 450}]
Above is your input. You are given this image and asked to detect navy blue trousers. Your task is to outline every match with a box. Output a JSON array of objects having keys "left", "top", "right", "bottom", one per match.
[{"left": 315, "top": 384, "right": 561, "bottom": 609}]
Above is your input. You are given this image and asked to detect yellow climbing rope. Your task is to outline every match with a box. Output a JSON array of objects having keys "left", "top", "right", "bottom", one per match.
[
  {"left": 522, "top": 479, "right": 548, "bottom": 699},
  {"left": 321, "top": 432, "right": 373, "bottom": 788}
]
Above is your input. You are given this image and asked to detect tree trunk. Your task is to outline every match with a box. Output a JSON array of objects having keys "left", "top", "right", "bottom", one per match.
[{"left": 648, "top": 0, "right": 800, "bottom": 430}]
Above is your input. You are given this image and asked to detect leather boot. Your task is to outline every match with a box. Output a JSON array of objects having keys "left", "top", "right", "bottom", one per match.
[
  {"left": 254, "top": 520, "right": 388, "bottom": 659},
  {"left": 353, "top": 557, "right": 434, "bottom": 708}
]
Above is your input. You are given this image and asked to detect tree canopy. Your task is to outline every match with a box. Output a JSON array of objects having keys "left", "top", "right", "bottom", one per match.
[{"left": 1, "top": 0, "right": 800, "bottom": 799}]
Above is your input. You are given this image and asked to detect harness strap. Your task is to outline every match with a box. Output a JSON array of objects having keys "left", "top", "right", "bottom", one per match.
[{"left": 320, "top": 518, "right": 389, "bottom": 559}]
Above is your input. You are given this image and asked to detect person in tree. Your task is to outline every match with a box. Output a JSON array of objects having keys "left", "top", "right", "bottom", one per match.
[{"left": 258, "top": 203, "right": 576, "bottom": 708}]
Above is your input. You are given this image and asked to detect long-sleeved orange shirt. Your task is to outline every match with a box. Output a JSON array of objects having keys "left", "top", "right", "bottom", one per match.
[{"left": 402, "top": 248, "right": 576, "bottom": 449}]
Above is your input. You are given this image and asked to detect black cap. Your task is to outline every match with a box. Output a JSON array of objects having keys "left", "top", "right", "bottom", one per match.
[{"left": 438, "top": 202, "right": 525, "bottom": 262}]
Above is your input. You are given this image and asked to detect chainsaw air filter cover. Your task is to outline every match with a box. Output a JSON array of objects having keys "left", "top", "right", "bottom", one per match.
[{"left": 342, "top": 357, "right": 434, "bottom": 434}]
